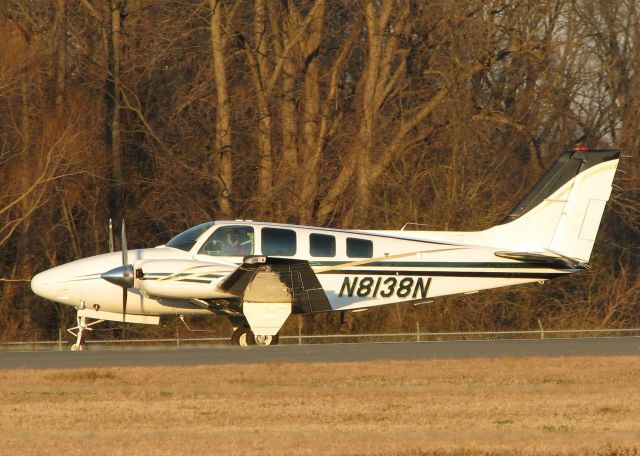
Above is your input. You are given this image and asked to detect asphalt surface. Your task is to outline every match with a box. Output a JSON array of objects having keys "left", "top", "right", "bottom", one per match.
[{"left": 1, "top": 337, "right": 639, "bottom": 370}]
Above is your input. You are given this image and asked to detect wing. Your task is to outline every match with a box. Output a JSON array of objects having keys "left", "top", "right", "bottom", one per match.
[{"left": 217, "top": 256, "right": 332, "bottom": 314}]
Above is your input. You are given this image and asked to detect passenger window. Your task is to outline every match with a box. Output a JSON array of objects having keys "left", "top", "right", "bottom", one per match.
[
  {"left": 310, "top": 233, "right": 336, "bottom": 257},
  {"left": 262, "top": 228, "right": 297, "bottom": 256},
  {"left": 347, "top": 237, "right": 373, "bottom": 258},
  {"left": 198, "top": 226, "right": 254, "bottom": 256}
]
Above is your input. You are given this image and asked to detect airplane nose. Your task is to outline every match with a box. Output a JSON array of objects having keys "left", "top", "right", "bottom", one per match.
[
  {"left": 31, "top": 270, "right": 53, "bottom": 300},
  {"left": 31, "top": 269, "right": 69, "bottom": 302}
]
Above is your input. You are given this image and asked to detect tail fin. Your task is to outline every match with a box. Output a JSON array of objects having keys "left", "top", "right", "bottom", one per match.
[{"left": 482, "top": 148, "right": 620, "bottom": 261}]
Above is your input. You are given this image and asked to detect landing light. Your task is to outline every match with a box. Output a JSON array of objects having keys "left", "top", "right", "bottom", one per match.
[{"left": 573, "top": 145, "right": 590, "bottom": 151}]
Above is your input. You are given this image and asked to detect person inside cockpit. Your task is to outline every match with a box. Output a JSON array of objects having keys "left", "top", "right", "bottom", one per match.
[
  {"left": 223, "top": 230, "right": 239, "bottom": 254},
  {"left": 199, "top": 226, "right": 254, "bottom": 256},
  {"left": 222, "top": 228, "right": 252, "bottom": 255}
]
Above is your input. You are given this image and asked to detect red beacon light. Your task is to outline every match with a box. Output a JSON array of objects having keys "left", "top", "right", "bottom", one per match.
[{"left": 573, "top": 145, "right": 591, "bottom": 151}]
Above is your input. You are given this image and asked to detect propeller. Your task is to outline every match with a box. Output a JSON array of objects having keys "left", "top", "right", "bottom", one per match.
[{"left": 100, "top": 219, "right": 134, "bottom": 337}]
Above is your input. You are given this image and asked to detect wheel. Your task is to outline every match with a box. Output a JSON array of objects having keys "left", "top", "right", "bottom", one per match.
[
  {"left": 71, "top": 343, "right": 83, "bottom": 351},
  {"left": 231, "top": 326, "right": 255, "bottom": 346},
  {"left": 254, "top": 335, "right": 271, "bottom": 345},
  {"left": 238, "top": 329, "right": 255, "bottom": 346},
  {"left": 254, "top": 334, "right": 279, "bottom": 346}
]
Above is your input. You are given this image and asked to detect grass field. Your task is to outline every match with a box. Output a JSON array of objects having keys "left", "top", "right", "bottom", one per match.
[{"left": 1, "top": 356, "right": 639, "bottom": 455}]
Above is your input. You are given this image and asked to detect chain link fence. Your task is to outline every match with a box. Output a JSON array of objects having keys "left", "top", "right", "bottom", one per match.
[
  {"left": 280, "top": 328, "right": 640, "bottom": 344},
  {"left": 2, "top": 327, "right": 640, "bottom": 351}
]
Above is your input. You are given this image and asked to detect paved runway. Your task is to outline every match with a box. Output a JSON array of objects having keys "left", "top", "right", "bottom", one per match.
[{"left": 1, "top": 337, "right": 639, "bottom": 370}]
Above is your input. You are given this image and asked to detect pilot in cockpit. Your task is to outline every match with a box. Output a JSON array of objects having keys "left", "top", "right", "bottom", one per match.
[{"left": 223, "top": 229, "right": 253, "bottom": 255}]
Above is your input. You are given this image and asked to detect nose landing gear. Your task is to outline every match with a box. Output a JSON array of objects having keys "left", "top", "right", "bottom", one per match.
[{"left": 67, "top": 302, "right": 104, "bottom": 351}]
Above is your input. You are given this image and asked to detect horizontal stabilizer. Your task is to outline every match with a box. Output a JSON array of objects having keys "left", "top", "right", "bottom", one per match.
[{"left": 494, "top": 251, "right": 589, "bottom": 269}]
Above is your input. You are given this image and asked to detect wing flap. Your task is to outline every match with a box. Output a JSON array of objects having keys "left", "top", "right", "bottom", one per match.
[{"left": 217, "top": 256, "right": 332, "bottom": 313}]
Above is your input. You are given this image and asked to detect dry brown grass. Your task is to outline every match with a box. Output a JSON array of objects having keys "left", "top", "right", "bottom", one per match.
[{"left": 1, "top": 356, "right": 639, "bottom": 455}]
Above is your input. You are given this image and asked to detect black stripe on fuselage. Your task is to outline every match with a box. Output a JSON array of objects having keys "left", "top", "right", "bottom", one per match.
[
  {"left": 321, "top": 269, "right": 568, "bottom": 279},
  {"left": 168, "top": 278, "right": 215, "bottom": 284},
  {"left": 311, "top": 261, "right": 562, "bottom": 269}
]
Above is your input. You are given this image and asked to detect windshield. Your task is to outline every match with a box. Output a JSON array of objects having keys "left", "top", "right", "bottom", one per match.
[{"left": 166, "top": 222, "right": 215, "bottom": 252}]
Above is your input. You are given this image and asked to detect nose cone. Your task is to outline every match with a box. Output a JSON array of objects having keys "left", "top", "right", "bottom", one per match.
[
  {"left": 31, "top": 269, "right": 58, "bottom": 301},
  {"left": 101, "top": 264, "right": 135, "bottom": 288},
  {"left": 31, "top": 267, "right": 73, "bottom": 303}
]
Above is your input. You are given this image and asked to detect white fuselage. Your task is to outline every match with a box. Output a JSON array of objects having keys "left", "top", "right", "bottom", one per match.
[{"left": 31, "top": 221, "right": 569, "bottom": 319}]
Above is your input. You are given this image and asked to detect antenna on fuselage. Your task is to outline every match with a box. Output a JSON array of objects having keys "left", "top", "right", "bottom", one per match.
[{"left": 108, "top": 218, "right": 115, "bottom": 253}]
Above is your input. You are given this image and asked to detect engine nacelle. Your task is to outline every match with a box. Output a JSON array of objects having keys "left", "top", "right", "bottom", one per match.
[{"left": 136, "top": 259, "right": 236, "bottom": 299}]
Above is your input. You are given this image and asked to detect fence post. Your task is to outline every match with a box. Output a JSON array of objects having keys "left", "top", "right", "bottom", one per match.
[
  {"left": 537, "top": 318, "right": 544, "bottom": 339},
  {"left": 298, "top": 322, "right": 302, "bottom": 345},
  {"left": 416, "top": 321, "right": 420, "bottom": 342},
  {"left": 58, "top": 328, "right": 62, "bottom": 351},
  {"left": 176, "top": 328, "right": 180, "bottom": 347}
]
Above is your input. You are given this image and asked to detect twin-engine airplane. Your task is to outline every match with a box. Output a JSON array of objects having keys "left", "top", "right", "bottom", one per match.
[{"left": 32, "top": 148, "right": 620, "bottom": 349}]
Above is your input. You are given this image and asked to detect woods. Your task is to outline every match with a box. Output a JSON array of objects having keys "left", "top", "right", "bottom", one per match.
[{"left": 0, "top": 0, "right": 638, "bottom": 341}]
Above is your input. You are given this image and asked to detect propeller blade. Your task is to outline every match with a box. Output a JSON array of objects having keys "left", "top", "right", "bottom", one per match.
[
  {"left": 121, "top": 219, "right": 128, "bottom": 266},
  {"left": 121, "top": 219, "right": 129, "bottom": 339},
  {"left": 108, "top": 218, "right": 114, "bottom": 253},
  {"left": 122, "top": 286, "right": 127, "bottom": 338},
  {"left": 98, "top": 218, "right": 133, "bottom": 340}
]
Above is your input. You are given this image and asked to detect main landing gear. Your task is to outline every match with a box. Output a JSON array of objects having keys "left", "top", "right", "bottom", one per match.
[{"left": 230, "top": 326, "right": 279, "bottom": 347}]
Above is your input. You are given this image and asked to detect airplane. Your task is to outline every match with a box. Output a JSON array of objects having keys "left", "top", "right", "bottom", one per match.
[{"left": 31, "top": 147, "right": 621, "bottom": 350}]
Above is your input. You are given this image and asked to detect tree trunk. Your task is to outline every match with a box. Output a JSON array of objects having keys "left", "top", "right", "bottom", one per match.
[
  {"left": 296, "top": 0, "right": 324, "bottom": 224},
  {"left": 209, "top": 0, "right": 233, "bottom": 217},
  {"left": 254, "top": 0, "right": 273, "bottom": 213},
  {"left": 54, "top": 0, "right": 66, "bottom": 115},
  {"left": 109, "top": 0, "right": 124, "bottom": 222},
  {"left": 301, "top": 22, "right": 359, "bottom": 225},
  {"left": 278, "top": 45, "right": 298, "bottom": 207},
  {"left": 317, "top": 0, "right": 398, "bottom": 226}
]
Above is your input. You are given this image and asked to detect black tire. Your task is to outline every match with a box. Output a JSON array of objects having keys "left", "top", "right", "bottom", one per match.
[
  {"left": 231, "top": 326, "right": 256, "bottom": 346},
  {"left": 254, "top": 333, "right": 279, "bottom": 346},
  {"left": 244, "top": 329, "right": 256, "bottom": 346},
  {"left": 230, "top": 327, "right": 242, "bottom": 346}
]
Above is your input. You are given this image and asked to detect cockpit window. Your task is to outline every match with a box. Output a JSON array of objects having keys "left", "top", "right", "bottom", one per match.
[
  {"left": 166, "top": 222, "right": 215, "bottom": 252},
  {"left": 199, "top": 225, "right": 254, "bottom": 256}
]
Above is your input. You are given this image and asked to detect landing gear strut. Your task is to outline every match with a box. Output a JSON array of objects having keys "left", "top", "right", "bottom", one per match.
[{"left": 67, "top": 304, "right": 104, "bottom": 351}]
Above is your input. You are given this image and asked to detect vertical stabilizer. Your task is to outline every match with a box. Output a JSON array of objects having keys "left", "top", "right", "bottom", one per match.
[{"left": 479, "top": 149, "right": 620, "bottom": 261}]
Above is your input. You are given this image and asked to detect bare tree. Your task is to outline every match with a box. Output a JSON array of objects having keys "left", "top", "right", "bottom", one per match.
[
  {"left": 209, "top": 0, "right": 234, "bottom": 217},
  {"left": 1, "top": 0, "right": 639, "bottom": 340},
  {"left": 108, "top": 0, "right": 125, "bottom": 221}
]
